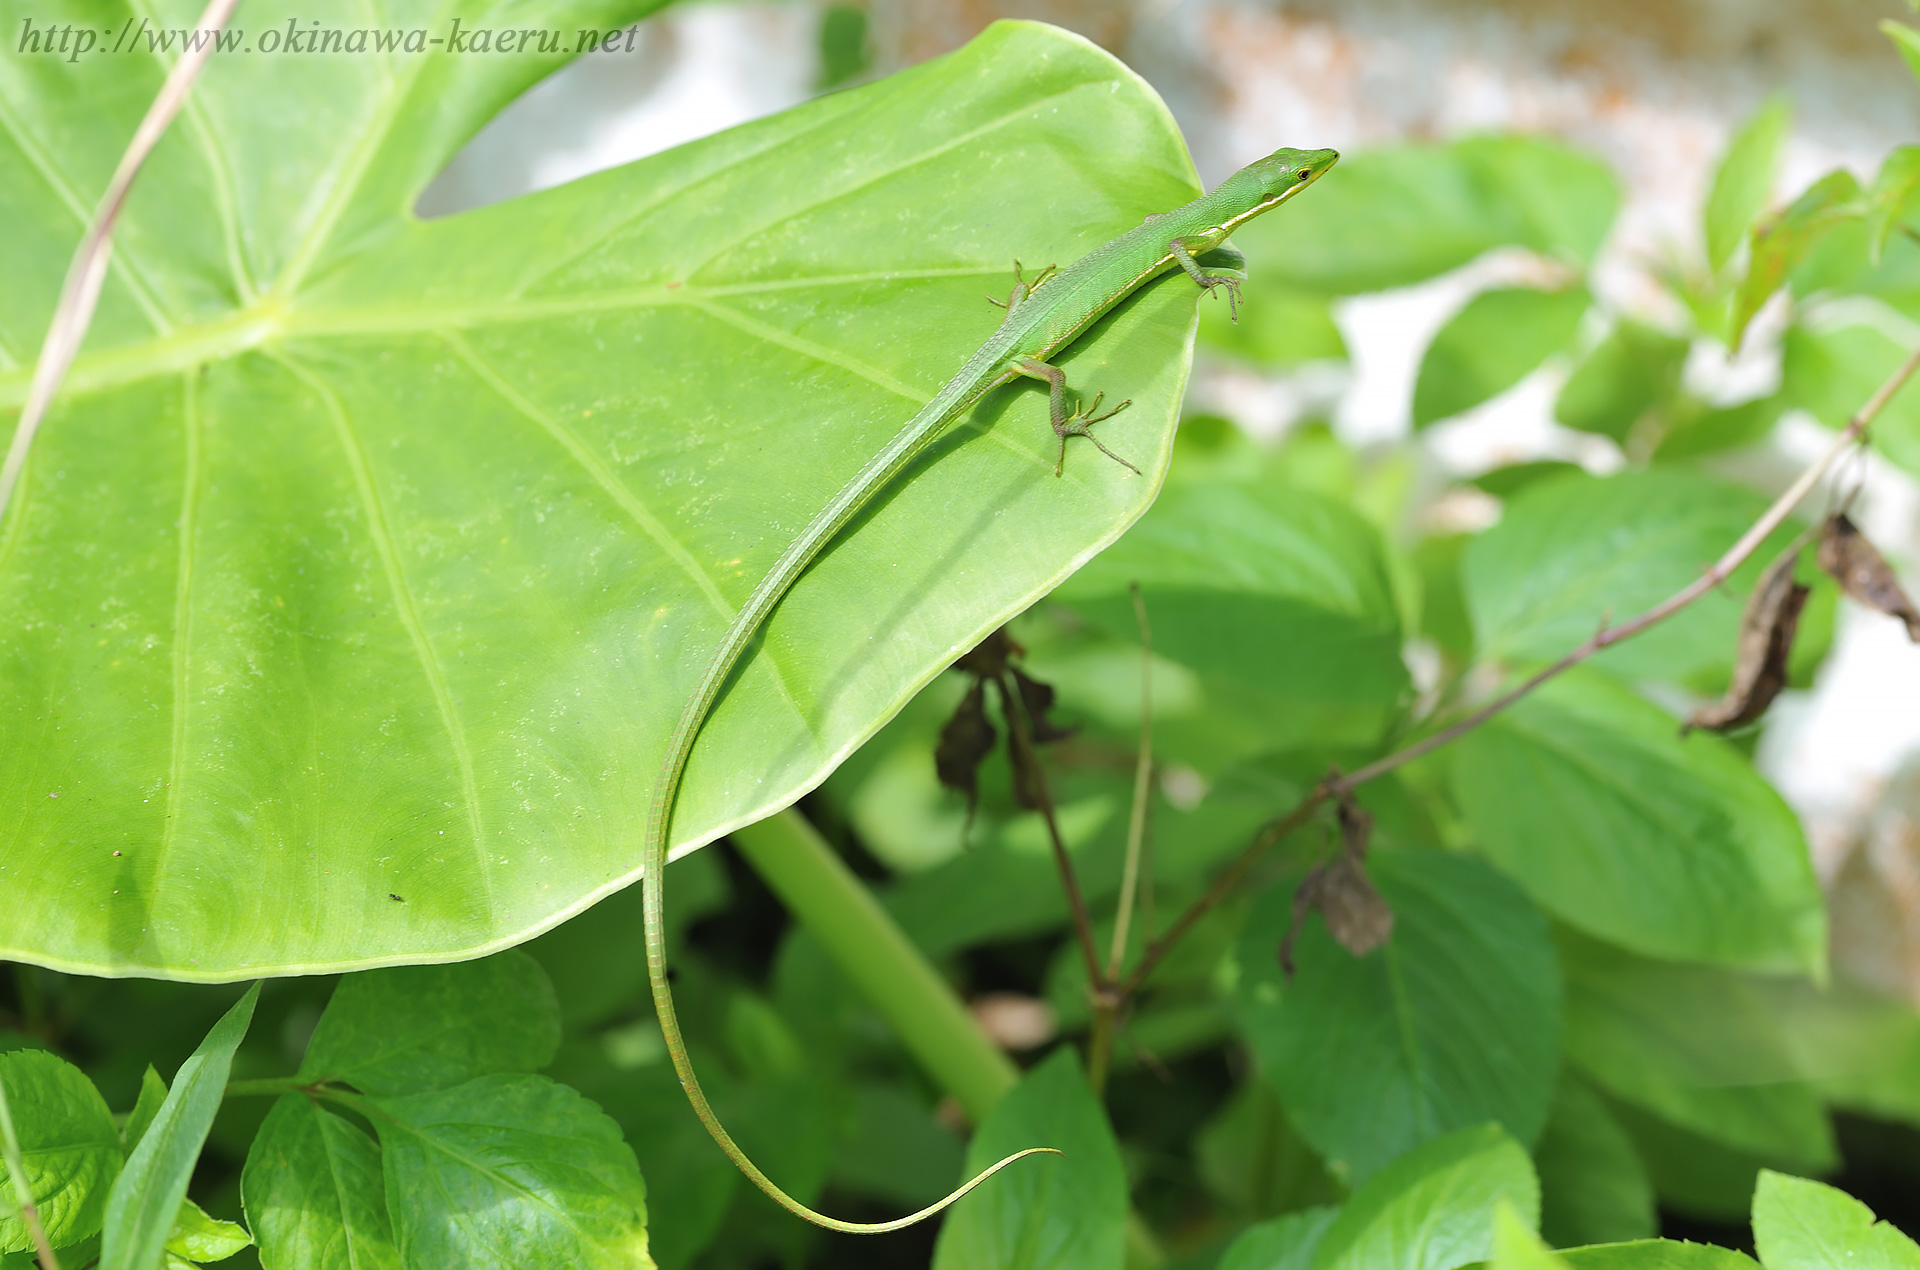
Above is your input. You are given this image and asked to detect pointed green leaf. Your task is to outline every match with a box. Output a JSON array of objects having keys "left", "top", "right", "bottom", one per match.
[
  {"left": 1560, "top": 935, "right": 1834, "bottom": 1171},
  {"left": 1882, "top": 21, "right": 1920, "bottom": 85},
  {"left": 1705, "top": 98, "right": 1792, "bottom": 274},
  {"left": 1492, "top": 1203, "right": 1568, "bottom": 1269},
  {"left": 296, "top": 951, "right": 559, "bottom": 1095},
  {"left": 164, "top": 1198, "right": 248, "bottom": 1263},
  {"left": 1559, "top": 1245, "right": 1760, "bottom": 1269},
  {"left": 120, "top": 1068, "right": 167, "bottom": 1157},
  {"left": 1453, "top": 136, "right": 1621, "bottom": 267},
  {"left": 1232, "top": 851, "right": 1561, "bottom": 1183},
  {"left": 242, "top": 1093, "right": 400, "bottom": 1270},
  {"left": 1535, "top": 1073, "right": 1655, "bottom": 1248},
  {"left": 1311, "top": 1123, "right": 1538, "bottom": 1270},
  {"left": 1414, "top": 286, "right": 1589, "bottom": 428},
  {"left": 932, "top": 1048, "right": 1126, "bottom": 1270},
  {"left": 1864, "top": 146, "right": 1920, "bottom": 263},
  {"left": 367, "top": 1074, "right": 650, "bottom": 1269},
  {"left": 1448, "top": 669, "right": 1824, "bottom": 975},
  {"left": 1782, "top": 318, "right": 1920, "bottom": 478},
  {"left": 100, "top": 983, "right": 259, "bottom": 1270},
  {"left": 0, "top": 1050, "right": 121, "bottom": 1252},
  {"left": 1219, "top": 1206, "right": 1338, "bottom": 1270},
  {"left": 1730, "top": 169, "right": 1862, "bottom": 350},
  {"left": 1751, "top": 1170, "right": 1920, "bottom": 1269},
  {"left": 1054, "top": 479, "right": 1408, "bottom": 707},
  {"left": 0, "top": 13, "right": 1207, "bottom": 978},
  {"left": 1554, "top": 320, "right": 1689, "bottom": 443}
]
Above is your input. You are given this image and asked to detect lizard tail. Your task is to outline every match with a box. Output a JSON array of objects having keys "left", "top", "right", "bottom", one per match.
[{"left": 641, "top": 838, "right": 1057, "bottom": 1232}]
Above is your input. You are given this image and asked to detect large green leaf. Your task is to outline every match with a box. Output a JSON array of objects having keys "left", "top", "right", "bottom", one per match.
[
  {"left": 1219, "top": 1207, "right": 1338, "bottom": 1270},
  {"left": 1447, "top": 669, "right": 1823, "bottom": 974},
  {"left": 931, "top": 1048, "right": 1127, "bottom": 1270},
  {"left": 242, "top": 1094, "right": 401, "bottom": 1270},
  {"left": 0, "top": 1050, "right": 121, "bottom": 1252},
  {"left": 1232, "top": 851, "right": 1561, "bottom": 1183},
  {"left": 0, "top": 10, "right": 1209, "bottom": 976},
  {"left": 1751, "top": 1170, "right": 1920, "bottom": 1269},
  {"left": 367, "top": 1074, "right": 651, "bottom": 1269},
  {"left": 1311, "top": 1123, "right": 1539, "bottom": 1270},
  {"left": 1463, "top": 469, "right": 1805, "bottom": 684},
  {"left": 1560, "top": 1246, "right": 1760, "bottom": 1269}
]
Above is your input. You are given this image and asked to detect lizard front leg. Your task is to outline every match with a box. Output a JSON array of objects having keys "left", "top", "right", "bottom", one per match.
[
  {"left": 1011, "top": 356, "right": 1139, "bottom": 478},
  {"left": 1169, "top": 236, "right": 1242, "bottom": 321}
]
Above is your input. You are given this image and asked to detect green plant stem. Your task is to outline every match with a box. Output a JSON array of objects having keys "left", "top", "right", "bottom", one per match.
[
  {"left": 0, "top": 1073, "right": 60, "bottom": 1270},
  {"left": 731, "top": 809, "right": 1019, "bottom": 1121}
]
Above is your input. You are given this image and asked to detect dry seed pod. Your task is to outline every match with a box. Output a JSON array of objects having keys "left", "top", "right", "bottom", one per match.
[
  {"left": 1820, "top": 513, "right": 1920, "bottom": 641},
  {"left": 1314, "top": 853, "right": 1396, "bottom": 958},
  {"left": 1684, "top": 548, "right": 1810, "bottom": 734}
]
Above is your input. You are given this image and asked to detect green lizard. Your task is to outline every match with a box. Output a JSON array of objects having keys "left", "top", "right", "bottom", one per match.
[{"left": 643, "top": 144, "right": 1340, "bottom": 1232}]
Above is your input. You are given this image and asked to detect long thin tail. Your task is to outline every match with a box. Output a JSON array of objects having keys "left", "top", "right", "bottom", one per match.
[{"left": 641, "top": 808, "right": 1055, "bottom": 1231}]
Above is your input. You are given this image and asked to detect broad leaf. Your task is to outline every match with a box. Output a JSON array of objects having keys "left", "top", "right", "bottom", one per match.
[
  {"left": 1782, "top": 317, "right": 1920, "bottom": 478},
  {"left": 1219, "top": 1207, "right": 1338, "bottom": 1270},
  {"left": 932, "top": 1048, "right": 1127, "bottom": 1270},
  {"left": 1311, "top": 1123, "right": 1539, "bottom": 1270},
  {"left": 1864, "top": 146, "right": 1920, "bottom": 263},
  {"left": 1464, "top": 468, "right": 1806, "bottom": 684},
  {"left": 244, "top": 1093, "right": 399, "bottom": 1270},
  {"left": 368, "top": 1074, "right": 650, "bottom": 1269},
  {"left": 1233, "top": 851, "right": 1561, "bottom": 1183},
  {"left": 1448, "top": 669, "right": 1824, "bottom": 974},
  {"left": 1199, "top": 283, "right": 1346, "bottom": 368},
  {"left": 1053, "top": 478, "right": 1407, "bottom": 706},
  {"left": 1412, "top": 286, "right": 1589, "bottom": 428},
  {"left": 1554, "top": 320, "right": 1689, "bottom": 443},
  {"left": 0, "top": 10, "right": 1208, "bottom": 977},
  {"left": 1534, "top": 1073, "right": 1655, "bottom": 1248},
  {"left": 1559, "top": 934, "right": 1835, "bottom": 1171},
  {"left": 1559, "top": 1244, "right": 1761, "bottom": 1269},
  {"left": 297, "top": 951, "right": 560, "bottom": 1095},
  {"left": 1491, "top": 1204, "right": 1568, "bottom": 1270},
  {"left": 1751, "top": 1170, "right": 1920, "bottom": 1269},
  {"left": 1705, "top": 98, "right": 1791, "bottom": 274},
  {"left": 0, "top": 1050, "right": 120, "bottom": 1252},
  {"left": 101, "top": 984, "right": 258, "bottom": 1270}
]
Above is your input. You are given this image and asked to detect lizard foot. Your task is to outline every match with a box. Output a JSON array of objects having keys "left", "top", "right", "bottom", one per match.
[{"left": 1053, "top": 394, "right": 1138, "bottom": 477}]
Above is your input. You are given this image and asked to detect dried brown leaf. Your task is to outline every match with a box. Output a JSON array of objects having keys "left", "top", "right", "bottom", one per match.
[
  {"left": 954, "top": 627, "right": 1022, "bottom": 679},
  {"left": 1820, "top": 513, "right": 1920, "bottom": 641},
  {"left": 1685, "top": 547, "right": 1810, "bottom": 733},
  {"left": 1315, "top": 853, "right": 1397, "bottom": 958},
  {"left": 935, "top": 680, "right": 995, "bottom": 819},
  {"left": 1011, "top": 666, "right": 1075, "bottom": 744}
]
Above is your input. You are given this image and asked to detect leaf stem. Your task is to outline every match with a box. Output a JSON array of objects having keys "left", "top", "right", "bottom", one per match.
[
  {"left": 1121, "top": 340, "right": 1920, "bottom": 1007},
  {"left": 1088, "top": 584, "right": 1156, "bottom": 1095},
  {"left": 0, "top": 1073, "right": 60, "bottom": 1270},
  {"left": 731, "top": 809, "right": 1019, "bottom": 1121},
  {"left": 0, "top": 0, "right": 240, "bottom": 527}
]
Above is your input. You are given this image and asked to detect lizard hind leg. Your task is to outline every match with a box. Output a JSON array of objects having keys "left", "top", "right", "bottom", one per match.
[{"left": 1011, "top": 356, "right": 1139, "bottom": 478}]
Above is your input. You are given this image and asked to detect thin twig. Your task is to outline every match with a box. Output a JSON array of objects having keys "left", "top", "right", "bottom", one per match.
[
  {"left": 0, "top": 1074, "right": 60, "bottom": 1270},
  {"left": 997, "top": 673, "right": 1105, "bottom": 992},
  {"left": 1119, "top": 340, "right": 1920, "bottom": 1007},
  {"left": 0, "top": 0, "right": 242, "bottom": 525}
]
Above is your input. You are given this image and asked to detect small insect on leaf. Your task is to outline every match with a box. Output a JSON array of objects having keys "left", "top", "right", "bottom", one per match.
[
  {"left": 1684, "top": 547, "right": 1810, "bottom": 734},
  {"left": 1819, "top": 513, "right": 1920, "bottom": 641},
  {"left": 1280, "top": 790, "right": 1394, "bottom": 978}
]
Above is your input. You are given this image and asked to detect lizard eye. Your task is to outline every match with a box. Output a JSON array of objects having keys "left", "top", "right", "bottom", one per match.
[{"left": 1296, "top": 167, "right": 1312, "bottom": 181}]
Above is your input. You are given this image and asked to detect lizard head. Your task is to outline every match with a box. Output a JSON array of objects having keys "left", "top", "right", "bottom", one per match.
[{"left": 1242, "top": 146, "right": 1340, "bottom": 205}]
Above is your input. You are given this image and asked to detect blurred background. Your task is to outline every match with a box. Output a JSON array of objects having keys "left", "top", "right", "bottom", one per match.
[{"left": 422, "top": 0, "right": 1920, "bottom": 997}]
